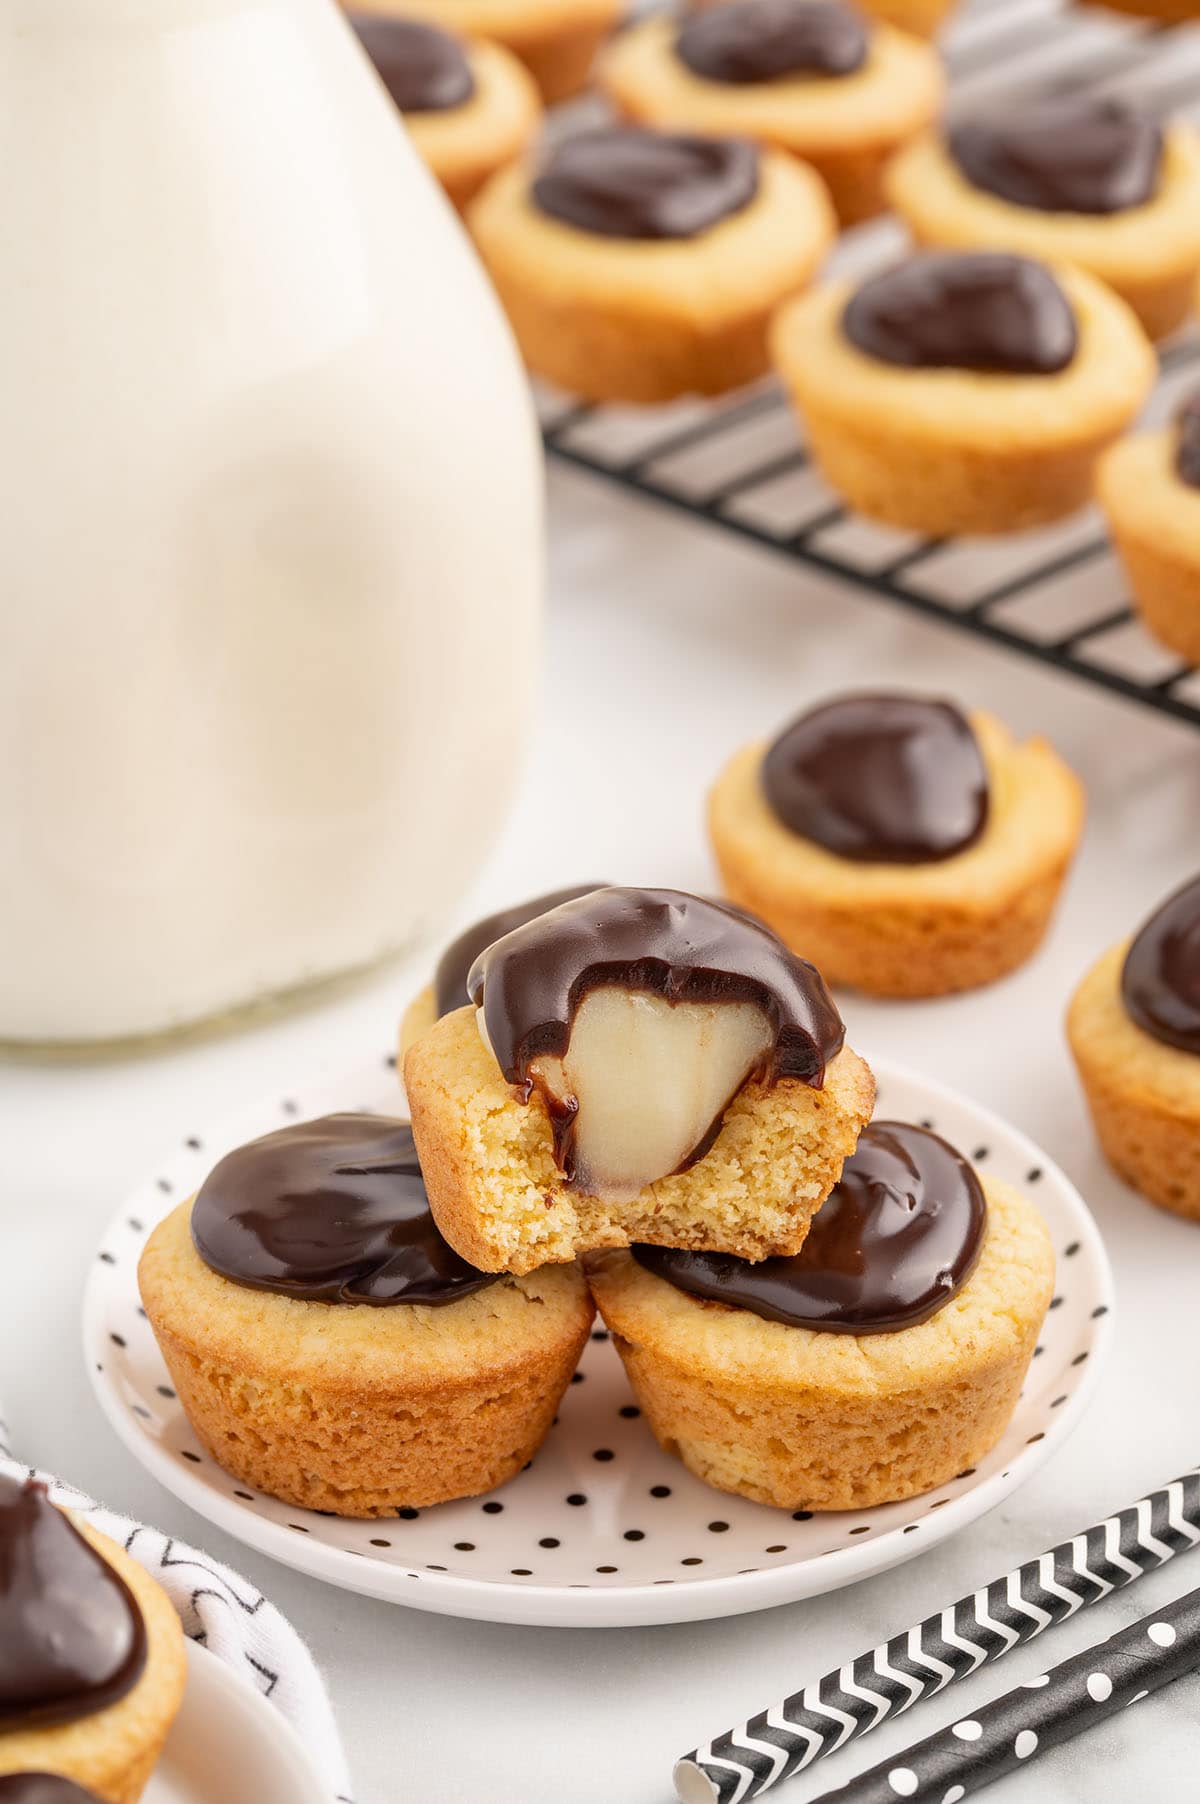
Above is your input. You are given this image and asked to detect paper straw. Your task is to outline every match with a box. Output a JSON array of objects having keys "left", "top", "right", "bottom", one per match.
[
  {"left": 674, "top": 1467, "right": 1200, "bottom": 1804},
  {"left": 808, "top": 1583, "right": 1200, "bottom": 1803}
]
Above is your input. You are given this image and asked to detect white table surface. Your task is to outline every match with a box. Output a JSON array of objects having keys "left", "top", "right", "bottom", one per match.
[{"left": 6, "top": 461, "right": 1200, "bottom": 1804}]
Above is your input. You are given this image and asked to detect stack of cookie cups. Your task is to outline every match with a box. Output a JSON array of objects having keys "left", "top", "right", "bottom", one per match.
[
  {"left": 141, "top": 885, "right": 1058, "bottom": 1521},
  {"left": 402, "top": 886, "right": 1054, "bottom": 1515}
]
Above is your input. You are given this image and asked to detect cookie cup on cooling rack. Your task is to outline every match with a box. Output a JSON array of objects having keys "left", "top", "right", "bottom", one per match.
[
  {"left": 138, "top": 1201, "right": 594, "bottom": 1515},
  {"left": 468, "top": 147, "right": 835, "bottom": 404},
  {"left": 403, "top": 36, "right": 541, "bottom": 211},
  {"left": 709, "top": 710, "right": 1085, "bottom": 998},
  {"left": 587, "top": 1177, "right": 1054, "bottom": 1510},
  {"left": 888, "top": 124, "right": 1200, "bottom": 341},
  {"left": 598, "top": 13, "right": 943, "bottom": 226},
  {"left": 1067, "top": 942, "right": 1200, "bottom": 1221},
  {"left": 770, "top": 262, "right": 1155, "bottom": 535},
  {"left": 404, "top": 1005, "right": 874, "bottom": 1274},
  {"left": 0, "top": 1524, "right": 186, "bottom": 1804},
  {"left": 350, "top": 0, "right": 622, "bottom": 100},
  {"left": 1096, "top": 427, "right": 1200, "bottom": 663}
]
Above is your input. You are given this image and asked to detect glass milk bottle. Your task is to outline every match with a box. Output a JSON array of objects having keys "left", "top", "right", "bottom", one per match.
[{"left": 0, "top": 0, "right": 543, "bottom": 1045}]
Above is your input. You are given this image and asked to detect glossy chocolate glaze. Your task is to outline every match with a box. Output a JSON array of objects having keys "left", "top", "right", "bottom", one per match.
[
  {"left": 761, "top": 693, "right": 989, "bottom": 863},
  {"left": 0, "top": 1781, "right": 105, "bottom": 1804},
  {"left": 468, "top": 887, "right": 845, "bottom": 1175},
  {"left": 1176, "top": 389, "right": 1200, "bottom": 490},
  {"left": 191, "top": 1115, "right": 499, "bottom": 1306},
  {"left": 1121, "top": 875, "right": 1200, "bottom": 1055},
  {"left": 634, "top": 1120, "right": 986, "bottom": 1332},
  {"left": 434, "top": 885, "right": 608, "bottom": 1018},
  {"left": 676, "top": 0, "right": 868, "bottom": 84},
  {"left": 0, "top": 1478, "right": 147, "bottom": 1732},
  {"left": 532, "top": 128, "right": 759, "bottom": 239},
  {"left": 843, "top": 251, "right": 1078, "bottom": 375},
  {"left": 948, "top": 98, "right": 1162, "bottom": 217},
  {"left": 350, "top": 16, "right": 475, "bottom": 113}
]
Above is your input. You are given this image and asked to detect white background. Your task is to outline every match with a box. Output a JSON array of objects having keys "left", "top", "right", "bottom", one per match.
[{"left": 6, "top": 464, "right": 1200, "bottom": 1802}]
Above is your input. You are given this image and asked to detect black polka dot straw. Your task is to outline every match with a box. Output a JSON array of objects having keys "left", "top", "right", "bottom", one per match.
[
  {"left": 793, "top": 1585, "right": 1200, "bottom": 1804},
  {"left": 674, "top": 1467, "right": 1200, "bottom": 1804}
]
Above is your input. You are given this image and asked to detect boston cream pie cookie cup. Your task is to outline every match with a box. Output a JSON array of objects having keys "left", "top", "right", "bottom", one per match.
[
  {"left": 1096, "top": 391, "right": 1200, "bottom": 664},
  {"left": 400, "top": 882, "right": 607, "bottom": 1056},
  {"left": 888, "top": 104, "right": 1200, "bottom": 341},
  {"left": 599, "top": 0, "right": 943, "bottom": 227},
  {"left": 350, "top": 0, "right": 623, "bottom": 101},
  {"left": 588, "top": 1124, "right": 1054, "bottom": 1510},
  {"left": 405, "top": 888, "right": 874, "bottom": 1273},
  {"left": 468, "top": 127, "right": 835, "bottom": 403},
  {"left": 710, "top": 699, "right": 1084, "bottom": 998},
  {"left": 353, "top": 16, "right": 540, "bottom": 212},
  {"left": 139, "top": 1117, "right": 594, "bottom": 1515},
  {"left": 0, "top": 1481, "right": 186, "bottom": 1804},
  {"left": 771, "top": 250, "right": 1155, "bottom": 535},
  {"left": 1068, "top": 876, "right": 1200, "bottom": 1221}
]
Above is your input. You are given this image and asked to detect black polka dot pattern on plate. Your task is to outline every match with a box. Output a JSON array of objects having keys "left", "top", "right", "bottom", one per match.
[{"left": 84, "top": 1056, "right": 1112, "bottom": 1617}]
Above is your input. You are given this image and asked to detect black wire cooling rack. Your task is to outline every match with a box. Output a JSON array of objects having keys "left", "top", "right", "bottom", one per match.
[{"left": 540, "top": 0, "right": 1200, "bottom": 728}]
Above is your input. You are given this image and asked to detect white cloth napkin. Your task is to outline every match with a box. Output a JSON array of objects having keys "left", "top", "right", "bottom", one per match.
[{"left": 0, "top": 1409, "right": 354, "bottom": 1804}]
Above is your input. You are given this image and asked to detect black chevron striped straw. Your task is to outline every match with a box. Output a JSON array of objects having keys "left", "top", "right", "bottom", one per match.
[
  {"left": 808, "top": 1583, "right": 1200, "bottom": 1804},
  {"left": 674, "top": 1466, "right": 1200, "bottom": 1804}
]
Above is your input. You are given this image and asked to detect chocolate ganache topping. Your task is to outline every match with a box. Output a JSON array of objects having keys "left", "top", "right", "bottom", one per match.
[
  {"left": 532, "top": 128, "right": 759, "bottom": 240},
  {"left": 843, "top": 251, "right": 1078, "bottom": 375},
  {"left": 676, "top": 0, "right": 868, "bottom": 84},
  {"left": 468, "top": 887, "right": 845, "bottom": 1179},
  {"left": 948, "top": 98, "right": 1162, "bottom": 217},
  {"left": 191, "top": 1115, "right": 498, "bottom": 1306},
  {"left": 762, "top": 694, "right": 989, "bottom": 863},
  {"left": 434, "top": 884, "right": 608, "bottom": 1018},
  {"left": 1176, "top": 389, "right": 1200, "bottom": 490},
  {"left": 1121, "top": 875, "right": 1200, "bottom": 1055},
  {"left": 0, "top": 1782, "right": 105, "bottom": 1804},
  {"left": 0, "top": 1478, "right": 147, "bottom": 1732},
  {"left": 350, "top": 16, "right": 475, "bottom": 113},
  {"left": 634, "top": 1120, "right": 986, "bottom": 1332}
]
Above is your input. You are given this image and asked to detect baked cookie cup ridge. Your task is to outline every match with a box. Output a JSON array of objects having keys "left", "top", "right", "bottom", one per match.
[
  {"left": 887, "top": 125, "right": 1200, "bottom": 341},
  {"left": 467, "top": 147, "right": 836, "bottom": 404},
  {"left": 138, "top": 1201, "right": 594, "bottom": 1515},
  {"left": 0, "top": 1523, "right": 187, "bottom": 1804},
  {"left": 404, "top": 1004, "right": 874, "bottom": 1274},
  {"left": 586, "top": 1175, "right": 1055, "bottom": 1511},
  {"left": 709, "top": 709, "right": 1085, "bottom": 998},
  {"left": 770, "top": 260, "right": 1155, "bottom": 535},
  {"left": 1096, "top": 428, "right": 1200, "bottom": 664},
  {"left": 1068, "top": 940, "right": 1200, "bottom": 1222}
]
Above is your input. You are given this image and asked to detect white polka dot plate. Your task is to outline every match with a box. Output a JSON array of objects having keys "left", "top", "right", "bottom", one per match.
[
  {"left": 84, "top": 1053, "right": 1113, "bottom": 1628},
  {"left": 148, "top": 1641, "right": 326, "bottom": 1803}
]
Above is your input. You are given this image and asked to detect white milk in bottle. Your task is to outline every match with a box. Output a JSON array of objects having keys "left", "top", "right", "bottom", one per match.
[{"left": 0, "top": 0, "right": 543, "bottom": 1043}]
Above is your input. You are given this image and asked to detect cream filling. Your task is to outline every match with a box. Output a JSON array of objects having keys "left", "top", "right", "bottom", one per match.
[{"left": 478, "top": 988, "right": 773, "bottom": 1200}]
